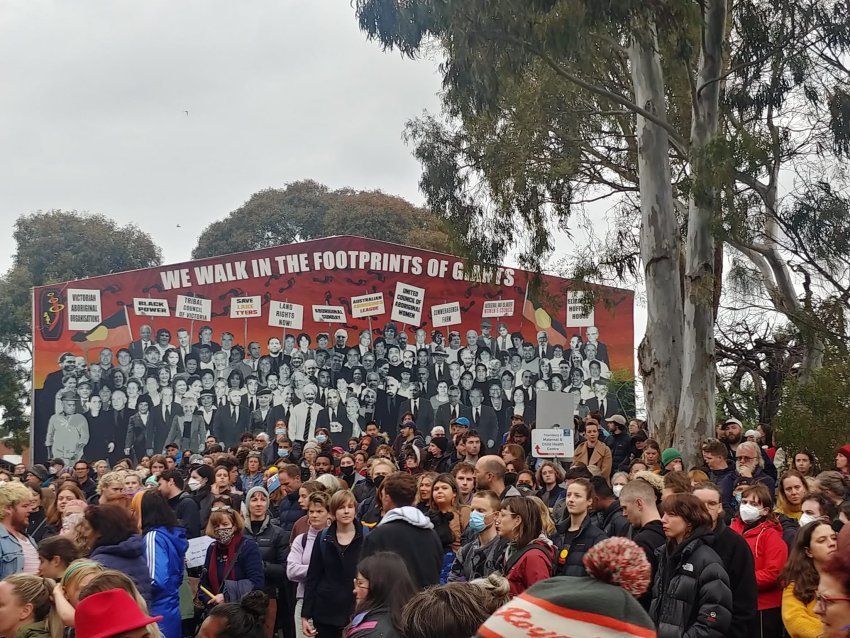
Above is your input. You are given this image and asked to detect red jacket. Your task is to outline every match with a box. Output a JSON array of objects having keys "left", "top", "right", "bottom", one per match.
[
  {"left": 730, "top": 517, "right": 788, "bottom": 610},
  {"left": 504, "top": 539, "right": 556, "bottom": 597}
]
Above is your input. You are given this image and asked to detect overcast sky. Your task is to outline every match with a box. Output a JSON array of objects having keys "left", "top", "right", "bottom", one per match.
[
  {"left": 0, "top": 1, "right": 443, "bottom": 270},
  {"left": 0, "top": 1, "right": 645, "bottom": 393}
]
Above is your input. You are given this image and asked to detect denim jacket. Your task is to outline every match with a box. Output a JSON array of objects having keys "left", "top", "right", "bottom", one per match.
[{"left": 0, "top": 524, "right": 35, "bottom": 579}]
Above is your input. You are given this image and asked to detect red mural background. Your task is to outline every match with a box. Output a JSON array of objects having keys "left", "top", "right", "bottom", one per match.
[{"left": 31, "top": 236, "right": 634, "bottom": 458}]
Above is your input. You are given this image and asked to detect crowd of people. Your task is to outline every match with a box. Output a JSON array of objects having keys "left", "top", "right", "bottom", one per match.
[{"left": 15, "top": 323, "right": 850, "bottom": 637}]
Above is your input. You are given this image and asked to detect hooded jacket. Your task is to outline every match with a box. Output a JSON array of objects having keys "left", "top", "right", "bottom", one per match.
[
  {"left": 14, "top": 621, "right": 52, "bottom": 638},
  {"left": 244, "top": 515, "right": 288, "bottom": 596},
  {"left": 729, "top": 516, "right": 788, "bottom": 610},
  {"left": 360, "top": 506, "right": 444, "bottom": 588},
  {"left": 348, "top": 606, "right": 404, "bottom": 638},
  {"left": 503, "top": 536, "right": 556, "bottom": 597},
  {"left": 650, "top": 527, "right": 733, "bottom": 638},
  {"left": 90, "top": 534, "right": 152, "bottom": 604},
  {"left": 143, "top": 526, "right": 188, "bottom": 638}
]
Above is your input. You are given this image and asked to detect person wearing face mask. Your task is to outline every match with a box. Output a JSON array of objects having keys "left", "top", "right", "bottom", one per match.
[
  {"left": 189, "top": 464, "right": 216, "bottom": 529},
  {"left": 198, "top": 504, "right": 264, "bottom": 608},
  {"left": 730, "top": 483, "right": 788, "bottom": 638},
  {"left": 588, "top": 476, "right": 631, "bottom": 538},
  {"left": 447, "top": 490, "right": 507, "bottom": 582},
  {"left": 338, "top": 453, "right": 364, "bottom": 490},
  {"left": 261, "top": 421, "right": 293, "bottom": 466}
]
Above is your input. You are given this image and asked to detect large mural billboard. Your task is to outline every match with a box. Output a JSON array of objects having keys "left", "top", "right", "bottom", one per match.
[{"left": 31, "top": 236, "right": 634, "bottom": 464}]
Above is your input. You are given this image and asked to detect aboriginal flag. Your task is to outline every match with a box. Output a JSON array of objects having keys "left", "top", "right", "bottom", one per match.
[
  {"left": 522, "top": 287, "right": 571, "bottom": 342},
  {"left": 71, "top": 307, "right": 131, "bottom": 347}
]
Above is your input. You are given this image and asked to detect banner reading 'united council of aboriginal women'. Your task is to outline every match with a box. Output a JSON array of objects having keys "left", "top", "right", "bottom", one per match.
[{"left": 31, "top": 235, "right": 634, "bottom": 464}]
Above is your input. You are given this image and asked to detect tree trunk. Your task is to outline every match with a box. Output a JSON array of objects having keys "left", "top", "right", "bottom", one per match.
[
  {"left": 676, "top": 0, "right": 726, "bottom": 462},
  {"left": 629, "top": 28, "right": 684, "bottom": 447}
]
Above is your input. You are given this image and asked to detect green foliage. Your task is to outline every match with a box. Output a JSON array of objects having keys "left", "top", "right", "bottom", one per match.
[
  {"left": 192, "top": 180, "right": 451, "bottom": 259},
  {"left": 775, "top": 361, "right": 850, "bottom": 464},
  {"left": 0, "top": 211, "right": 163, "bottom": 349},
  {"left": 0, "top": 353, "right": 30, "bottom": 454}
]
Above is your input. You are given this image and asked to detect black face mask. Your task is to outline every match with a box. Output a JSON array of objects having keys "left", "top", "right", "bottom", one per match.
[
  {"left": 341, "top": 467, "right": 355, "bottom": 478},
  {"left": 834, "top": 518, "right": 845, "bottom": 534},
  {"left": 504, "top": 472, "right": 518, "bottom": 486},
  {"left": 373, "top": 474, "right": 385, "bottom": 489}
]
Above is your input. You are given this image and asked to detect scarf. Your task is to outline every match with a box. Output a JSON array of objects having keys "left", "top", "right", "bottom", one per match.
[{"left": 207, "top": 531, "right": 243, "bottom": 594}]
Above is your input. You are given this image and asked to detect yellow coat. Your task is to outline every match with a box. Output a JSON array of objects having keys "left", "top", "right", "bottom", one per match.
[{"left": 782, "top": 583, "right": 821, "bottom": 638}]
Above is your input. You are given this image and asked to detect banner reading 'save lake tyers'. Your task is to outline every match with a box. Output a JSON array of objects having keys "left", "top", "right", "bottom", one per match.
[{"left": 31, "top": 235, "right": 634, "bottom": 464}]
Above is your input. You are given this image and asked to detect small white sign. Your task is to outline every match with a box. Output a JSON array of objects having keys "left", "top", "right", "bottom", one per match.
[
  {"left": 229, "top": 296, "right": 262, "bottom": 319},
  {"left": 175, "top": 295, "right": 212, "bottom": 321},
  {"left": 566, "top": 291, "right": 595, "bottom": 328},
  {"left": 390, "top": 282, "right": 425, "bottom": 325},
  {"left": 133, "top": 298, "right": 170, "bottom": 317},
  {"left": 67, "top": 289, "right": 102, "bottom": 330},
  {"left": 268, "top": 301, "right": 304, "bottom": 330},
  {"left": 185, "top": 535, "right": 215, "bottom": 568},
  {"left": 351, "top": 293, "right": 385, "bottom": 319},
  {"left": 430, "top": 301, "right": 462, "bottom": 326},
  {"left": 482, "top": 299, "right": 515, "bottom": 318},
  {"left": 531, "top": 428, "right": 574, "bottom": 458},
  {"left": 312, "top": 305, "right": 347, "bottom": 324}
]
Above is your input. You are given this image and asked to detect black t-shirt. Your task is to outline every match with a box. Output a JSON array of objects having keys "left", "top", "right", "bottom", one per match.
[
  {"left": 560, "top": 528, "right": 579, "bottom": 549},
  {"left": 585, "top": 445, "right": 595, "bottom": 459}
]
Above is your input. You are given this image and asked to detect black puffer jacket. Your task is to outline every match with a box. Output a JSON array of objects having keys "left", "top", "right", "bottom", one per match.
[
  {"left": 650, "top": 527, "right": 732, "bottom": 638},
  {"left": 552, "top": 515, "right": 607, "bottom": 577},
  {"left": 244, "top": 515, "right": 288, "bottom": 597}
]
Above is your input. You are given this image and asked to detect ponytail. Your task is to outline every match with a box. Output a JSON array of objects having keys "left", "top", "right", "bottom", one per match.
[{"left": 3, "top": 574, "right": 64, "bottom": 638}]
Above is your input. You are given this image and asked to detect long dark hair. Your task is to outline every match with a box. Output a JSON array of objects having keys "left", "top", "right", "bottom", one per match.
[
  {"left": 140, "top": 491, "right": 179, "bottom": 532},
  {"left": 85, "top": 504, "right": 138, "bottom": 550},
  {"left": 781, "top": 520, "right": 835, "bottom": 603},
  {"left": 206, "top": 590, "right": 268, "bottom": 638},
  {"left": 355, "top": 552, "right": 416, "bottom": 630}
]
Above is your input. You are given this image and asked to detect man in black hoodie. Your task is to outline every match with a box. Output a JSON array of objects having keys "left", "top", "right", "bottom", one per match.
[
  {"left": 693, "top": 481, "right": 758, "bottom": 638},
  {"left": 619, "top": 478, "right": 665, "bottom": 609},
  {"left": 360, "top": 472, "right": 443, "bottom": 588}
]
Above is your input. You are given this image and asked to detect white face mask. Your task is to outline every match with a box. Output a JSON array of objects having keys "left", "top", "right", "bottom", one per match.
[
  {"left": 799, "top": 513, "right": 818, "bottom": 527},
  {"left": 613, "top": 485, "right": 624, "bottom": 498},
  {"left": 738, "top": 502, "right": 762, "bottom": 523},
  {"left": 187, "top": 478, "right": 202, "bottom": 492}
]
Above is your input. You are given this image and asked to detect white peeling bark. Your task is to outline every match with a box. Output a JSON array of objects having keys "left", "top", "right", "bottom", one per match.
[
  {"left": 629, "top": 27, "right": 684, "bottom": 447},
  {"left": 677, "top": 0, "right": 726, "bottom": 462}
]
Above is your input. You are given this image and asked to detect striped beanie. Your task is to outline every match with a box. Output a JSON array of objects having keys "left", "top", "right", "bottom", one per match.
[
  {"left": 478, "top": 538, "right": 655, "bottom": 638},
  {"left": 477, "top": 577, "right": 656, "bottom": 638}
]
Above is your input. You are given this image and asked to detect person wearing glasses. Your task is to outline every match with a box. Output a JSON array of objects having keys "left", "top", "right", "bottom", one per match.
[
  {"left": 650, "top": 493, "right": 732, "bottom": 638},
  {"left": 814, "top": 523, "right": 850, "bottom": 637},
  {"left": 197, "top": 503, "right": 264, "bottom": 608},
  {"left": 347, "top": 552, "right": 416, "bottom": 638},
  {"left": 729, "top": 483, "right": 788, "bottom": 637},
  {"left": 692, "top": 482, "right": 758, "bottom": 638},
  {"left": 732, "top": 441, "right": 776, "bottom": 496}
]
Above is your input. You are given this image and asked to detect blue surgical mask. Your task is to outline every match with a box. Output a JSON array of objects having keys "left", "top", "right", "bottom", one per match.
[
  {"left": 316, "top": 434, "right": 328, "bottom": 444},
  {"left": 275, "top": 428, "right": 287, "bottom": 436},
  {"left": 735, "top": 492, "right": 742, "bottom": 504},
  {"left": 278, "top": 448, "right": 290, "bottom": 458},
  {"left": 468, "top": 511, "right": 488, "bottom": 533}
]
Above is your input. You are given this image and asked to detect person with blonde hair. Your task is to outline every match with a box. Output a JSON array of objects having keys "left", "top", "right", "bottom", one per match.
[
  {"left": 0, "top": 573, "right": 63, "bottom": 638},
  {"left": 526, "top": 495, "right": 556, "bottom": 536},
  {"left": 0, "top": 481, "right": 39, "bottom": 577},
  {"left": 53, "top": 559, "right": 105, "bottom": 626},
  {"left": 301, "top": 490, "right": 367, "bottom": 638},
  {"left": 198, "top": 504, "right": 264, "bottom": 606},
  {"left": 96, "top": 471, "right": 128, "bottom": 507}
]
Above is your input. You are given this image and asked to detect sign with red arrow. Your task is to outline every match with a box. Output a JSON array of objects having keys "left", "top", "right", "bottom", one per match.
[{"left": 531, "top": 428, "right": 573, "bottom": 458}]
